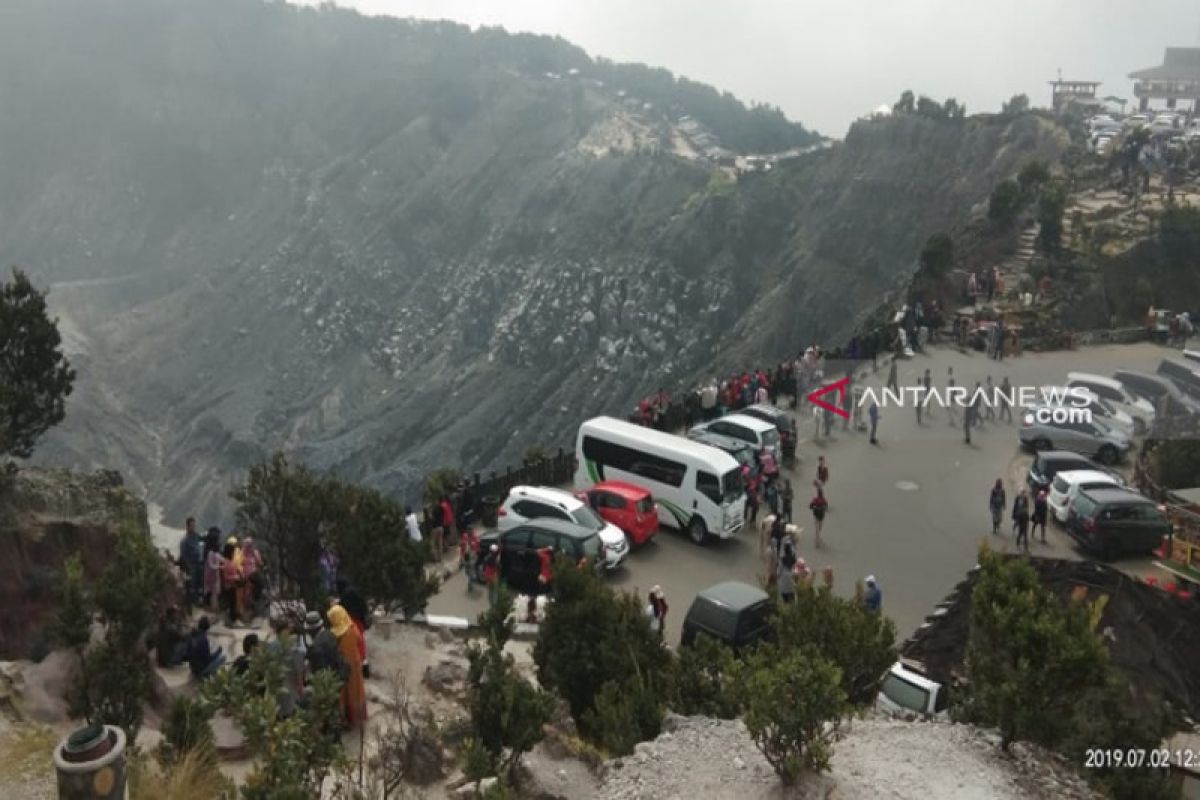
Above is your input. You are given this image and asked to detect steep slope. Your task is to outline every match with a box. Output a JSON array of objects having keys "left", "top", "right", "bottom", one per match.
[{"left": 1, "top": 0, "right": 1069, "bottom": 522}]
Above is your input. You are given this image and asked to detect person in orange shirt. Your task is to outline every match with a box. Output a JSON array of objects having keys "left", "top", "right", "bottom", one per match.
[{"left": 327, "top": 604, "right": 366, "bottom": 730}]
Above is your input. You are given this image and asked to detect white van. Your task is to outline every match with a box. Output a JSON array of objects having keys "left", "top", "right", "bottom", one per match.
[
  {"left": 575, "top": 416, "right": 746, "bottom": 545},
  {"left": 875, "top": 659, "right": 948, "bottom": 718}
]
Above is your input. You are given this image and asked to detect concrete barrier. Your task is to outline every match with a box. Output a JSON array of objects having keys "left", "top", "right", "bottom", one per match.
[{"left": 53, "top": 724, "right": 127, "bottom": 800}]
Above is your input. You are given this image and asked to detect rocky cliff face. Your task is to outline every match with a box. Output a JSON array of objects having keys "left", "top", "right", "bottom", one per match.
[
  {"left": 1, "top": 0, "right": 1069, "bottom": 522},
  {"left": 0, "top": 469, "right": 149, "bottom": 658}
]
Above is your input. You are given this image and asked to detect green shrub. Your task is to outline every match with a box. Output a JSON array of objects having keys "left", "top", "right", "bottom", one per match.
[{"left": 673, "top": 633, "right": 743, "bottom": 718}]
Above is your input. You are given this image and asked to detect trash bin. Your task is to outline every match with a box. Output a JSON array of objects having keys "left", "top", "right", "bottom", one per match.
[
  {"left": 480, "top": 495, "right": 500, "bottom": 529},
  {"left": 54, "top": 724, "right": 127, "bottom": 800}
]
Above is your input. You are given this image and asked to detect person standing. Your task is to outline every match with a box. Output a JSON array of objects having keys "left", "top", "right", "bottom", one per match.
[
  {"left": 327, "top": 605, "right": 366, "bottom": 730},
  {"left": 816, "top": 456, "right": 829, "bottom": 498},
  {"left": 989, "top": 479, "right": 1006, "bottom": 536},
  {"left": 425, "top": 501, "right": 444, "bottom": 562},
  {"left": 335, "top": 579, "right": 370, "bottom": 680},
  {"left": 946, "top": 367, "right": 959, "bottom": 427},
  {"left": 915, "top": 380, "right": 924, "bottom": 425},
  {"left": 459, "top": 526, "right": 480, "bottom": 590},
  {"left": 645, "top": 586, "right": 668, "bottom": 639},
  {"left": 220, "top": 538, "right": 243, "bottom": 627},
  {"left": 440, "top": 495, "right": 458, "bottom": 551},
  {"left": 178, "top": 518, "right": 205, "bottom": 606},
  {"left": 984, "top": 376, "right": 996, "bottom": 422},
  {"left": 777, "top": 538, "right": 798, "bottom": 604},
  {"left": 1012, "top": 490, "right": 1031, "bottom": 552},
  {"left": 203, "top": 527, "right": 223, "bottom": 610},
  {"left": 745, "top": 473, "right": 761, "bottom": 523},
  {"left": 405, "top": 506, "right": 422, "bottom": 545},
  {"left": 1032, "top": 490, "right": 1049, "bottom": 544},
  {"left": 862, "top": 575, "right": 882, "bottom": 613},
  {"left": 482, "top": 545, "right": 502, "bottom": 608},
  {"left": 922, "top": 368, "right": 934, "bottom": 419},
  {"left": 869, "top": 399, "right": 880, "bottom": 444},
  {"left": 998, "top": 376, "right": 1014, "bottom": 423},
  {"left": 809, "top": 485, "right": 828, "bottom": 549},
  {"left": 886, "top": 359, "right": 899, "bottom": 393},
  {"left": 780, "top": 478, "right": 794, "bottom": 523}
]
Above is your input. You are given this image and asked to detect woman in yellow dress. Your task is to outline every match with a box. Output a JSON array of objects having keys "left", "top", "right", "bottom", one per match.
[{"left": 326, "top": 604, "right": 366, "bottom": 729}]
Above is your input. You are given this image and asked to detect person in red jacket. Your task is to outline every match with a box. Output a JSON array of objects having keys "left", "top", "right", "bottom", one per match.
[
  {"left": 482, "top": 545, "right": 501, "bottom": 608},
  {"left": 440, "top": 495, "right": 457, "bottom": 550},
  {"left": 536, "top": 546, "right": 554, "bottom": 588}
]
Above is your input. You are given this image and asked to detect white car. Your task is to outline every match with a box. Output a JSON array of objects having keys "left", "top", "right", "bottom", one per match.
[
  {"left": 1037, "top": 385, "right": 1136, "bottom": 437},
  {"left": 497, "top": 485, "right": 629, "bottom": 569},
  {"left": 1047, "top": 469, "right": 1123, "bottom": 523},
  {"left": 1066, "top": 372, "right": 1155, "bottom": 435},
  {"left": 875, "top": 659, "right": 948, "bottom": 718}
]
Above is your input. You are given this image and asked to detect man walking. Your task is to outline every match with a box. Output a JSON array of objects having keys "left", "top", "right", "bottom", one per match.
[
  {"left": 989, "top": 479, "right": 1006, "bottom": 535},
  {"left": 984, "top": 376, "right": 996, "bottom": 422},
  {"left": 914, "top": 380, "right": 923, "bottom": 425},
  {"left": 862, "top": 575, "right": 882, "bottom": 613},
  {"left": 922, "top": 368, "right": 934, "bottom": 419},
  {"left": 1032, "top": 490, "right": 1049, "bottom": 544},
  {"left": 946, "top": 367, "right": 959, "bottom": 426},
  {"left": 886, "top": 358, "right": 899, "bottom": 393},
  {"left": 999, "top": 376, "right": 1014, "bottom": 423},
  {"left": 868, "top": 399, "right": 880, "bottom": 444},
  {"left": 1012, "top": 489, "right": 1031, "bottom": 552},
  {"left": 178, "top": 517, "right": 205, "bottom": 606}
]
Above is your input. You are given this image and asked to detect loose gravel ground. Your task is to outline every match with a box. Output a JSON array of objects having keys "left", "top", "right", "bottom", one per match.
[{"left": 598, "top": 713, "right": 1101, "bottom": 800}]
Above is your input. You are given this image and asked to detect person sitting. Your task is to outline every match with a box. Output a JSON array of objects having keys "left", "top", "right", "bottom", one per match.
[
  {"left": 154, "top": 606, "right": 189, "bottom": 668},
  {"left": 186, "top": 616, "right": 226, "bottom": 680},
  {"left": 232, "top": 633, "right": 260, "bottom": 676}
]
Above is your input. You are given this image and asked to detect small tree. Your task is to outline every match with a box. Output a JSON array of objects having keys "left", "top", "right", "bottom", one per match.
[
  {"left": 916, "top": 95, "right": 946, "bottom": 119},
  {"left": 1017, "top": 160, "right": 1051, "bottom": 199},
  {"left": 1037, "top": 184, "right": 1068, "bottom": 254},
  {"left": 673, "top": 633, "right": 743, "bottom": 719},
  {"left": 92, "top": 526, "right": 172, "bottom": 647},
  {"left": 739, "top": 647, "right": 848, "bottom": 785},
  {"left": 958, "top": 547, "right": 1109, "bottom": 750},
  {"left": 53, "top": 553, "right": 92, "bottom": 652},
  {"left": 0, "top": 267, "right": 76, "bottom": 460},
  {"left": 202, "top": 638, "right": 346, "bottom": 798},
  {"left": 1001, "top": 93, "right": 1030, "bottom": 116},
  {"left": 534, "top": 564, "right": 673, "bottom": 748},
  {"left": 1153, "top": 439, "right": 1200, "bottom": 489},
  {"left": 988, "top": 179, "right": 1023, "bottom": 228},
  {"left": 77, "top": 637, "right": 155, "bottom": 742},
  {"left": 772, "top": 583, "right": 897, "bottom": 706},
  {"left": 892, "top": 90, "right": 914, "bottom": 115},
  {"left": 422, "top": 467, "right": 463, "bottom": 506},
  {"left": 465, "top": 590, "right": 552, "bottom": 778},
  {"left": 157, "top": 695, "right": 216, "bottom": 769},
  {"left": 919, "top": 232, "right": 955, "bottom": 280}
]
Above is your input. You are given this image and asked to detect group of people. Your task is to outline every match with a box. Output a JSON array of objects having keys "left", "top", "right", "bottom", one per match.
[
  {"left": 176, "top": 517, "right": 267, "bottom": 627},
  {"left": 988, "top": 479, "right": 1049, "bottom": 552},
  {"left": 966, "top": 266, "right": 1005, "bottom": 307}
]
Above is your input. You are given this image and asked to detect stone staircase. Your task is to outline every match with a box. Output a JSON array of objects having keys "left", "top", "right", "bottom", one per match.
[{"left": 996, "top": 223, "right": 1038, "bottom": 299}]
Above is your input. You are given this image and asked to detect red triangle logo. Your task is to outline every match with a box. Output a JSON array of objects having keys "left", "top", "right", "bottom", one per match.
[{"left": 807, "top": 376, "right": 850, "bottom": 419}]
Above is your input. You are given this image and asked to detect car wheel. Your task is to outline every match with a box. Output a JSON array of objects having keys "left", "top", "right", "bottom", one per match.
[
  {"left": 688, "top": 516, "right": 707, "bottom": 546},
  {"left": 1097, "top": 444, "right": 1118, "bottom": 465},
  {"left": 1032, "top": 438, "right": 1052, "bottom": 451}
]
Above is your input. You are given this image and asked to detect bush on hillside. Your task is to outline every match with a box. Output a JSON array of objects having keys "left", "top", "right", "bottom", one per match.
[
  {"left": 533, "top": 563, "right": 673, "bottom": 750},
  {"left": 739, "top": 647, "right": 848, "bottom": 785},
  {"left": 673, "top": 633, "right": 744, "bottom": 719},
  {"left": 1153, "top": 439, "right": 1200, "bottom": 490},
  {"left": 53, "top": 553, "right": 92, "bottom": 652},
  {"left": 988, "top": 179, "right": 1023, "bottom": 228},
  {"left": 772, "top": 584, "right": 897, "bottom": 706}
]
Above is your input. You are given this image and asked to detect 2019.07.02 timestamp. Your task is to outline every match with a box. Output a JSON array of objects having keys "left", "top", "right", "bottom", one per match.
[{"left": 1084, "top": 748, "right": 1199, "bottom": 769}]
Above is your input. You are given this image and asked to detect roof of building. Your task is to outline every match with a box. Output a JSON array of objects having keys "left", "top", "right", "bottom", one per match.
[{"left": 1129, "top": 47, "right": 1200, "bottom": 81}]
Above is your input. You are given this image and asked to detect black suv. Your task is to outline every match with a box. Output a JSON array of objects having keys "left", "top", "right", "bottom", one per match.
[
  {"left": 1113, "top": 369, "right": 1200, "bottom": 420},
  {"left": 1065, "top": 487, "right": 1170, "bottom": 560},
  {"left": 1026, "top": 450, "right": 1118, "bottom": 493},
  {"left": 681, "top": 581, "right": 772, "bottom": 652},
  {"left": 477, "top": 519, "right": 602, "bottom": 595}
]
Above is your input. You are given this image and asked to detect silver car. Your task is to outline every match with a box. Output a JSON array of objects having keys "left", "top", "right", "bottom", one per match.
[{"left": 1018, "top": 413, "right": 1131, "bottom": 465}]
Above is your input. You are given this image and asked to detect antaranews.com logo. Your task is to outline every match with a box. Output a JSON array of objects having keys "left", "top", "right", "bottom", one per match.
[{"left": 807, "top": 379, "right": 1094, "bottom": 424}]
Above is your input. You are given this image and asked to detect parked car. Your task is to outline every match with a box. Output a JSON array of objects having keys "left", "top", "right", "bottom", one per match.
[
  {"left": 875, "top": 659, "right": 948, "bottom": 718},
  {"left": 1026, "top": 450, "right": 1119, "bottom": 493},
  {"left": 577, "top": 480, "right": 659, "bottom": 546},
  {"left": 477, "top": 519, "right": 603, "bottom": 594},
  {"left": 1034, "top": 385, "right": 1136, "bottom": 437},
  {"left": 680, "top": 581, "right": 772, "bottom": 652},
  {"left": 688, "top": 413, "right": 781, "bottom": 460},
  {"left": 497, "top": 485, "right": 628, "bottom": 570},
  {"left": 1066, "top": 372, "right": 1155, "bottom": 435},
  {"left": 739, "top": 403, "right": 797, "bottom": 439},
  {"left": 1112, "top": 369, "right": 1200, "bottom": 420},
  {"left": 1156, "top": 358, "right": 1200, "bottom": 400},
  {"left": 1019, "top": 413, "right": 1130, "bottom": 464},
  {"left": 1046, "top": 469, "right": 1124, "bottom": 524},
  {"left": 1182, "top": 349, "right": 1200, "bottom": 367},
  {"left": 1065, "top": 487, "right": 1172, "bottom": 560},
  {"left": 688, "top": 430, "right": 758, "bottom": 475}
]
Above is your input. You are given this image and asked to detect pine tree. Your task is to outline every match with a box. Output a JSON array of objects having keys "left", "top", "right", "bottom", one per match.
[{"left": 0, "top": 267, "right": 76, "bottom": 460}]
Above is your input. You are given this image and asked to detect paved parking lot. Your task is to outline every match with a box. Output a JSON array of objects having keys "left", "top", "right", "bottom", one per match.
[{"left": 427, "top": 341, "right": 1176, "bottom": 645}]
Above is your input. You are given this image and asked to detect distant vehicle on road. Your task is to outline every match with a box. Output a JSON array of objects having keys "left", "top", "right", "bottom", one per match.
[
  {"left": 575, "top": 416, "right": 746, "bottom": 545},
  {"left": 680, "top": 581, "right": 771, "bottom": 652},
  {"left": 1065, "top": 487, "right": 1171, "bottom": 560},
  {"left": 497, "top": 485, "right": 628, "bottom": 570},
  {"left": 1032, "top": 385, "right": 1136, "bottom": 437},
  {"left": 1026, "top": 450, "right": 1119, "bottom": 494},
  {"left": 1019, "top": 413, "right": 1130, "bottom": 465},
  {"left": 576, "top": 481, "right": 659, "bottom": 547},
  {"left": 1047, "top": 469, "right": 1124, "bottom": 524},
  {"left": 1112, "top": 369, "right": 1200, "bottom": 421},
  {"left": 477, "top": 519, "right": 602, "bottom": 594},
  {"left": 1066, "top": 372, "right": 1154, "bottom": 435}
]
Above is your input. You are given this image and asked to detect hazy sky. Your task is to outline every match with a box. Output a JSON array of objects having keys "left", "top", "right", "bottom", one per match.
[{"left": 322, "top": 0, "right": 1199, "bottom": 136}]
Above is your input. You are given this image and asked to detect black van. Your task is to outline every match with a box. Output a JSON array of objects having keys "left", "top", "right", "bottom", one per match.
[
  {"left": 476, "top": 519, "right": 601, "bottom": 595},
  {"left": 681, "top": 581, "right": 771, "bottom": 652},
  {"left": 1156, "top": 359, "right": 1200, "bottom": 400},
  {"left": 1065, "top": 487, "right": 1171, "bottom": 560},
  {"left": 1026, "top": 450, "right": 1117, "bottom": 493}
]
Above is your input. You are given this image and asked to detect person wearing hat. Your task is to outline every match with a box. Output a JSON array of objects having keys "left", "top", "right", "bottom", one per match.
[
  {"left": 327, "top": 604, "right": 366, "bottom": 730},
  {"left": 220, "top": 537, "right": 244, "bottom": 626},
  {"left": 645, "top": 586, "right": 668, "bottom": 639},
  {"left": 482, "top": 544, "right": 502, "bottom": 608},
  {"left": 863, "top": 575, "right": 882, "bottom": 613}
]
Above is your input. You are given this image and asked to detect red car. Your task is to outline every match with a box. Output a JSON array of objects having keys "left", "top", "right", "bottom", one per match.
[{"left": 577, "top": 481, "right": 659, "bottom": 546}]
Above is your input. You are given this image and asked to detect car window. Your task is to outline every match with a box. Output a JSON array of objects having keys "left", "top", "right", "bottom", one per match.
[
  {"left": 1051, "top": 476, "right": 1070, "bottom": 495},
  {"left": 1073, "top": 494, "right": 1097, "bottom": 517},
  {"left": 606, "top": 493, "right": 627, "bottom": 510},
  {"left": 762, "top": 428, "right": 780, "bottom": 446},
  {"left": 581, "top": 534, "right": 601, "bottom": 561},
  {"left": 729, "top": 424, "right": 755, "bottom": 444},
  {"left": 736, "top": 601, "right": 771, "bottom": 644},
  {"left": 881, "top": 672, "right": 932, "bottom": 714},
  {"left": 529, "top": 529, "right": 559, "bottom": 550},
  {"left": 511, "top": 500, "right": 539, "bottom": 518},
  {"left": 526, "top": 501, "right": 568, "bottom": 521},
  {"left": 501, "top": 529, "right": 530, "bottom": 549},
  {"left": 708, "top": 421, "right": 729, "bottom": 435},
  {"left": 1133, "top": 505, "right": 1164, "bottom": 522},
  {"left": 696, "top": 471, "right": 721, "bottom": 505},
  {"left": 1101, "top": 505, "right": 1133, "bottom": 521},
  {"left": 569, "top": 505, "right": 604, "bottom": 530}
]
